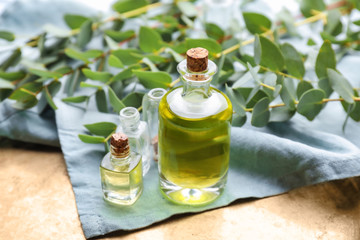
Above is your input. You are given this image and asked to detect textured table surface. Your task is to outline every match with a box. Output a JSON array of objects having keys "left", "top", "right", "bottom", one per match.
[{"left": 1, "top": 140, "right": 360, "bottom": 240}]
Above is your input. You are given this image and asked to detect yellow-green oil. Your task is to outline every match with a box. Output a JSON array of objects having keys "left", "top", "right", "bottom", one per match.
[
  {"left": 100, "top": 152, "right": 143, "bottom": 205},
  {"left": 158, "top": 87, "right": 232, "bottom": 205}
]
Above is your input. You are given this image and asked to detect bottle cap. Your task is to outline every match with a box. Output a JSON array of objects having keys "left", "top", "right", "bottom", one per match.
[
  {"left": 186, "top": 47, "right": 208, "bottom": 72},
  {"left": 110, "top": 132, "right": 130, "bottom": 156}
]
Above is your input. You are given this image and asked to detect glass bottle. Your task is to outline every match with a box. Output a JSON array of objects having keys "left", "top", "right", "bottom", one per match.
[
  {"left": 118, "top": 107, "right": 151, "bottom": 176},
  {"left": 142, "top": 88, "right": 167, "bottom": 161},
  {"left": 100, "top": 132, "right": 143, "bottom": 205},
  {"left": 158, "top": 47, "right": 233, "bottom": 206}
]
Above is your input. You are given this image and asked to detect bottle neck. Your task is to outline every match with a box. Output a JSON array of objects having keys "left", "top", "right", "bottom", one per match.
[
  {"left": 119, "top": 107, "right": 140, "bottom": 131},
  {"left": 177, "top": 59, "right": 217, "bottom": 99},
  {"left": 110, "top": 145, "right": 130, "bottom": 165}
]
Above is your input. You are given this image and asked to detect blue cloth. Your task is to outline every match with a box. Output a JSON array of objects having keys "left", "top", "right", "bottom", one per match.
[{"left": 1, "top": 54, "right": 360, "bottom": 238}]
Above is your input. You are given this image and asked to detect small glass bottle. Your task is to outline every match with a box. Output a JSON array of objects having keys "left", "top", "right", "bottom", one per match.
[
  {"left": 158, "top": 48, "right": 233, "bottom": 206},
  {"left": 118, "top": 107, "right": 151, "bottom": 176},
  {"left": 142, "top": 88, "right": 167, "bottom": 161},
  {"left": 100, "top": 132, "right": 143, "bottom": 205}
]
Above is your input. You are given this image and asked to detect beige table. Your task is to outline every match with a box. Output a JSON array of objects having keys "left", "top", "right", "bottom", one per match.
[{"left": 1, "top": 139, "right": 360, "bottom": 240}]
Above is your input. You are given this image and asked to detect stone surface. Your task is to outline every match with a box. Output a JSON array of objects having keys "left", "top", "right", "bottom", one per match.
[{"left": 1, "top": 141, "right": 360, "bottom": 240}]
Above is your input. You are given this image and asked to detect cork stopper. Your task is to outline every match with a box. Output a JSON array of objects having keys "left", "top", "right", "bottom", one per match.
[
  {"left": 186, "top": 47, "right": 208, "bottom": 72},
  {"left": 110, "top": 132, "right": 130, "bottom": 157}
]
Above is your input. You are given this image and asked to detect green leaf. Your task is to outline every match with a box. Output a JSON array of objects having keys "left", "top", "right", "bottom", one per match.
[
  {"left": 44, "top": 81, "right": 61, "bottom": 110},
  {"left": 80, "top": 82, "right": 102, "bottom": 89},
  {"left": 108, "top": 87, "right": 126, "bottom": 112},
  {"left": 205, "top": 23, "right": 225, "bottom": 41},
  {"left": 354, "top": 20, "right": 360, "bottom": 26},
  {"left": 122, "top": 92, "right": 145, "bottom": 108},
  {"left": 29, "top": 68, "right": 63, "bottom": 79},
  {"left": 142, "top": 57, "right": 159, "bottom": 72},
  {"left": 111, "top": 65, "right": 141, "bottom": 82},
  {"left": 112, "top": 0, "right": 148, "bottom": 14},
  {"left": 164, "top": 48, "right": 184, "bottom": 63},
  {"left": 64, "top": 69, "right": 86, "bottom": 97},
  {"left": 133, "top": 70, "right": 171, "bottom": 89},
  {"left": 296, "top": 80, "right": 313, "bottom": 99},
  {"left": 9, "top": 82, "right": 42, "bottom": 100},
  {"left": 341, "top": 90, "right": 360, "bottom": 121},
  {"left": 185, "top": 38, "right": 222, "bottom": 54},
  {"left": 177, "top": 1, "right": 198, "bottom": 17},
  {"left": 64, "top": 14, "right": 89, "bottom": 29},
  {"left": 254, "top": 35, "right": 285, "bottom": 72},
  {"left": 84, "top": 122, "right": 117, "bottom": 137},
  {"left": 12, "top": 95, "right": 38, "bottom": 110},
  {"left": 280, "top": 43, "right": 305, "bottom": 79},
  {"left": 280, "top": 79, "right": 297, "bottom": 110},
  {"left": 246, "top": 88, "right": 268, "bottom": 108},
  {"left": 62, "top": 95, "right": 89, "bottom": 103},
  {"left": 108, "top": 54, "right": 124, "bottom": 68},
  {"left": 0, "top": 71, "right": 25, "bottom": 81},
  {"left": 225, "top": 85, "right": 246, "bottom": 117},
  {"left": 82, "top": 69, "right": 113, "bottom": 83},
  {"left": 65, "top": 48, "right": 102, "bottom": 63},
  {"left": 251, "top": 97, "right": 270, "bottom": 127},
  {"left": 139, "top": 26, "right": 163, "bottom": 53},
  {"left": 232, "top": 114, "right": 247, "bottom": 127},
  {"left": 77, "top": 20, "right": 93, "bottom": 48},
  {"left": 95, "top": 89, "right": 108, "bottom": 113},
  {"left": 315, "top": 40, "right": 336, "bottom": 80},
  {"left": 243, "top": 12, "right": 272, "bottom": 34},
  {"left": 104, "top": 29, "right": 135, "bottom": 42},
  {"left": 0, "top": 31, "right": 15, "bottom": 41},
  {"left": 0, "top": 48, "right": 21, "bottom": 71},
  {"left": 297, "top": 89, "right": 325, "bottom": 121},
  {"left": 112, "top": 49, "right": 142, "bottom": 65},
  {"left": 0, "top": 79, "right": 14, "bottom": 89},
  {"left": 327, "top": 69, "right": 354, "bottom": 103},
  {"left": 300, "top": 0, "right": 326, "bottom": 18},
  {"left": 269, "top": 106, "right": 295, "bottom": 122},
  {"left": 78, "top": 134, "right": 105, "bottom": 143},
  {"left": 43, "top": 24, "right": 71, "bottom": 37},
  {"left": 325, "top": 10, "right": 342, "bottom": 37}
]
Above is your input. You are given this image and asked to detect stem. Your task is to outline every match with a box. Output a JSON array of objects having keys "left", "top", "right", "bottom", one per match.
[
  {"left": 169, "top": 78, "right": 180, "bottom": 88},
  {"left": 260, "top": 83, "right": 275, "bottom": 90},
  {"left": 260, "top": 66, "right": 304, "bottom": 81},
  {"left": 121, "top": 2, "right": 163, "bottom": 18}
]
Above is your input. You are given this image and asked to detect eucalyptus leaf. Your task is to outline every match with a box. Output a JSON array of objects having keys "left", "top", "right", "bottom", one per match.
[
  {"left": 84, "top": 122, "right": 117, "bottom": 137},
  {"left": 177, "top": 1, "right": 198, "bottom": 18},
  {"left": 300, "top": 0, "right": 326, "bottom": 18},
  {"left": 280, "top": 43, "right": 305, "bottom": 79},
  {"left": 0, "top": 79, "right": 15, "bottom": 89},
  {"left": 165, "top": 48, "right": 184, "bottom": 63},
  {"left": 112, "top": 49, "right": 142, "bottom": 65},
  {"left": 0, "top": 71, "right": 25, "bottom": 81},
  {"left": 29, "top": 68, "right": 63, "bottom": 79},
  {"left": 246, "top": 87, "right": 268, "bottom": 108},
  {"left": 280, "top": 78, "right": 297, "bottom": 110},
  {"left": 108, "top": 55, "right": 124, "bottom": 68},
  {"left": 133, "top": 70, "right": 171, "bottom": 89},
  {"left": 341, "top": 90, "right": 360, "bottom": 121},
  {"left": 325, "top": 10, "right": 342, "bottom": 37},
  {"left": 64, "top": 14, "right": 89, "bottom": 29},
  {"left": 111, "top": 65, "right": 141, "bottom": 82},
  {"left": 82, "top": 69, "right": 113, "bottom": 83},
  {"left": 112, "top": 0, "right": 148, "bottom": 14},
  {"left": 297, "top": 89, "right": 325, "bottom": 121},
  {"left": 255, "top": 35, "right": 285, "bottom": 72},
  {"left": 243, "top": 12, "right": 272, "bottom": 34},
  {"left": 315, "top": 40, "right": 336, "bottom": 80},
  {"left": 77, "top": 20, "right": 93, "bottom": 48},
  {"left": 296, "top": 80, "right": 313, "bottom": 99},
  {"left": 122, "top": 92, "right": 145, "bottom": 108},
  {"left": 0, "top": 48, "right": 21, "bottom": 71},
  {"left": 269, "top": 106, "right": 295, "bottom": 122},
  {"left": 43, "top": 81, "right": 61, "bottom": 110},
  {"left": 78, "top": 134, "right": 105, "bottom": 143},
  {"left": 0, "top": 31, "right": 15, "bottom": 42},
  {"left": 251, "top": 97, "right": 270, "bottom": 127},
  {"left": 96, "top": 89, "right": 108, "bottom": 113},
  {"left": 232, "top": 114, "right": 247, "bottom": 127},
  {"left": 108, "top": 87, "right": 126, "bottom": 112},
  {"left": 225, "top": 85, "right": 246, "bottom": 117},
  {"left": 105, "top": 30, "right": 135, "bottom": 42},
  {"left": 139, "top": 26, "right": 163, "bottom": 53},
  {"left": 327, "top": 69, "right": 354, "bottom": 103},
  {"left": 62, "top": 95, "right": 89, "bottom": 103},
  {"left": 185, "top": 38, "right": 222, "bottom": 54},
  {"left": 205, "top": 23, "right": 225, "bottom": 41}
]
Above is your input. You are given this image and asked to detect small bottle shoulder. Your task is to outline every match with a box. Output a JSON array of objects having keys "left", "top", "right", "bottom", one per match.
[
  {"left": 160, "top": 86, "right": 232, "bottom": 120},
  {"left": 101, "top": 152, "right": 141, "bottom": 172}
]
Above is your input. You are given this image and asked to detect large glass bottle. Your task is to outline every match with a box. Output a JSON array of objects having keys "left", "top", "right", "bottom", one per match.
[
  {"left": 142, "top": 88, "right": 167, "bottom": 161},
  {"left": 158, "top": 48, "right": 233, "bottom": 205},
  {"left": 118, "top": 107, "right": 151, "bottom": 176},
  {"left": 100, "top": 132, "right": 143, "bottom": 205}
]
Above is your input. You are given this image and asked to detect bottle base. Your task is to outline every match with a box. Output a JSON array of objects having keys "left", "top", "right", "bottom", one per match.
[
  {"left": 102, "top": 188, "right": 142, "bottom": 206},
  {"left": 159, "top": 174, "right": 227, "bottom": 206}
]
